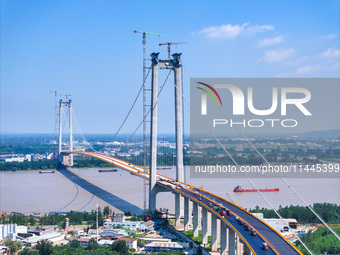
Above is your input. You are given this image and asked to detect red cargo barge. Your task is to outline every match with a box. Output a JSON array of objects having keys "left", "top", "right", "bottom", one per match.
[{"left": 233, "top": 185, "right": 279, "bottom": 192}]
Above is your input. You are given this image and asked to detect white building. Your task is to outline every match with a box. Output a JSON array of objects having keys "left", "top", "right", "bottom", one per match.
[
  {"left": 112, "top": 214, "right": 125, "bottom": 222},
  {"left": 8, "top": 233, "right": 16, "bottom": 241},
  {"left": 139, "top": 221, "right": 154, "bottom": 231},
  {"left": 46, "top": 153, "right": 54, "bottom": 160},
  {"left": 145, "top": 241, "right": 188, "bottom": 253},
  {"left": 252, "top": 213, "right": 297, "bottom": 232},
  {"left": 101, "top": 229, "right": 127, "bottom": 237},
  {"left": 88, "top": 229, "right": 102, "bottom": 235},
  {"left": 76, "top": 230, "right": 86, "bottom": 237},
  {"left": 4, "top": 157, "right": 25, "bottom": 162},
  {"left": 77, "top": 237, "right": 91, "bottom": 248},
  {"left": 17, "top": 225, "right": 27, "bottom": 234},
  {"left": 25, "top": 232, "right": 65, "bottom": 245},
  {"left": 119, "top": 237, "right": 137, "bottom": 250},
  {"left": 0, "top": 224, "right": 17, "bottom": 241},
  {"left": 141, "top": 237, "right": 171, "bottom": 244},
  {"left": 98, "top": 239, "right": 115, "bottom": 246},
  {"left": 103, "top": 221, "right": 142, "bottom": 230}
]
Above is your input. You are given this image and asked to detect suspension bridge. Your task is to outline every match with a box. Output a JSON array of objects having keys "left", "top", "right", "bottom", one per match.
[{"left": 56, "top": 52, "right": 338, "bottom": 255}]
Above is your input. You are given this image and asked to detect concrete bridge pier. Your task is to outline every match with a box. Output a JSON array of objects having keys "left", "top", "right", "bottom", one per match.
[
  {"left": 201, "top": 208, "right": 211, "bottom": 244},
  {"left": 192, "top": 202, "right": 201, "bottom": 237},
  {"left": 184, "top": 197, "right": 192, "bottom": 231},
  {"left": 211, "top": 214, "right": 219, "bottom": 252},
  {"left": 228, "top": 227, "right": 236, "bottom": 255},
  {"left": 175, "top": 194, "right": 183, "bottom": 227},
  {"left": 217, "top": 218, "right": 221, "bottom": 245},
  {"left": 151, "top": 185, "right": 172, "bottom": 213},
  {"left": 220, "top": 222, "right": 228, "bottom": 255},
  {"left": 242, "top": 241, "right": 253, "bottom": 255},
  {"left": 59, "top": 153, "right": 72, "bottom": 167},
  {"left": 236, "top": 235, "right": 242, "bottom": 255}
]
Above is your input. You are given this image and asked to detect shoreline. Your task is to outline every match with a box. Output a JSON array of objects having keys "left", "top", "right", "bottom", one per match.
[
  {"left": 2, "top": 161, "right": 339, "bottom": 172},
  {"left": 0, "top": 166, "right": 116, "bottom": 172}
]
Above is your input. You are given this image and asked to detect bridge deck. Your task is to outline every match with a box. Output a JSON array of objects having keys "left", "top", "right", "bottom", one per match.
[{"left": 63, "top": 151, "right": 302, "bottom": 255}]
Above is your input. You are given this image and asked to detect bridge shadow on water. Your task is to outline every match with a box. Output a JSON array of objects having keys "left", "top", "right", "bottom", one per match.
[{"left": 57, "top": 167, "right": 143, "bottom": 214}]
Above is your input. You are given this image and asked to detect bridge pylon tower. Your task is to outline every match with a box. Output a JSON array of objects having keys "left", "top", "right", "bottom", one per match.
[
  {"left": 149, "top": 52, "right": 184, "bottom": 218},
  {"left": 58, "top": 99, "right": 73, "bottom": 166}
]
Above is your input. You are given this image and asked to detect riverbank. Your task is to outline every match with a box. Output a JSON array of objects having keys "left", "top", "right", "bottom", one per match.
[
  {"left": 0, "top": 158, "right": 112, "bottom": 171},
  {"left": 0, "top": 159, "right": 58, "bottom": 171}
]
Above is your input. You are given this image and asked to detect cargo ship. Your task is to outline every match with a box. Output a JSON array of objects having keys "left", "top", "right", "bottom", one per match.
[
  {"left": 233, "top": 185, "right": 279, "bottom": 192},
  {"left": 157, "top": 167, "right": 171, "bottom": 170},
  {"left": 98, "top": 169, "right": 118, "bottom": 172}
]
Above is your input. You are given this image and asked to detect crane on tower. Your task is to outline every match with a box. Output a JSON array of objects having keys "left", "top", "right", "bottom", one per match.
[
  {"left": 134, "top": 30, "right": 168, "bottom": 213},
  {"left": 159, "top": 41, "right": 188, "bottom": 59}
]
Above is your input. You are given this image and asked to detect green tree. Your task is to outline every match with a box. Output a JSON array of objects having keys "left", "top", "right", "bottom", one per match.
[
  {"left": 28, "top": 215, "right": 36, "bottom": 226},
  {"left": 137, "top": 239, "right": 146, "bottom": 247},
  {"left": 10, "top": 243, "right": 19, "bottom": 255},
  {"left": 36, "top": 240, "right": 53, "bottom": 255},
  {"left": 68, "top": 231, "right": 75, "bottom": 236},
  {"left": 296, "top": 228, "right": 340, "bottom": 255},
  {"left": 87, "top": 238, "right": 100, "bottom": 250},
  {"left": 103, "top": 206, "right": 112, "bottom": 216},
  {"left": 19, "top": 248, "right": 39, "bottom": 255},
  {"left": 70, "top": 239, "right": 80, "bottom": 248},
  {"left": 111, "top": 240, "right": 128, "bottom": 255},
  {"left": 4, "top": 241, "right": 22, "bottom": 255}
]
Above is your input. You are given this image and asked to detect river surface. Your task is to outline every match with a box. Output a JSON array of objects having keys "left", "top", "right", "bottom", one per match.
[{"left": 0, "top": 166, "right": 339, "bottom": 215}]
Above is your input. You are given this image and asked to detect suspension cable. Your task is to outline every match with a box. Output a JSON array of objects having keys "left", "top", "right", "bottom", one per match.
[
  {"left": 182, "top": 63, "right": 340, "bottom": 241},
  {"left": 98, "top": 67, "right": 152, "bottom": 152},
  {"left": 69, "top": 66, "right": 152, "bottom": 153},
  {"left": 161, "top": 65, "right": 313, "bottom": 254},
  {"left": 72, "top": 107, "right": 98, "bottom": 152},
  {"left": 119, "top": 70, "right": 172, "bottom": 147}
]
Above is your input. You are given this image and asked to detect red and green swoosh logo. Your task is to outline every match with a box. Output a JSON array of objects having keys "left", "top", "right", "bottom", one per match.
[{"left": 196, "top": 82, "right": 222, "bottom": 106}]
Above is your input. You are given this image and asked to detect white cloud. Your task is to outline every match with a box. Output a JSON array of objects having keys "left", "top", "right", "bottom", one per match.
[
  {"left": 326, "top": 34, "right": 339, "bottom": 39},
  {"left": 320, "top": 48, "right": 340, "bottom": 58},
  {"left": 244, "top": 24, "right": 275, "bottom": 34},
  {"left": 197, "top": 23, "right": 246, "bottom": 39},
  {"left": 296, "top": 65, "right": 320, "bottom": 74},
  {"left": 196, "top": 23, "right": 274, "bottom": 39},
  {"left": 258, "top": 35, "right": 283, "bottom": 46},
  {"left": 260, "top": 48, "right": 295, "bottom": 62},
  {"left": 318, "top": 34, "right": 339, "bottom": 39}
]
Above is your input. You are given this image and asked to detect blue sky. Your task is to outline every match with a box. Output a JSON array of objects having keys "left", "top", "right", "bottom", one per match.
[{"left": 1, "top": 0, "right": 339, "bottom": 134}]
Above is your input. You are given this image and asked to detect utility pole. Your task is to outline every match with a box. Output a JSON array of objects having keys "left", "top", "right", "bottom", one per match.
[
  {"left": 96, "top": 203, "right": 99, "bottom": 242},
  {"left": 159, "top": 41, "right": 188, "bottom": 59},
  {"left": 134, "top": 30, "right": 168, "bottom": 213}
]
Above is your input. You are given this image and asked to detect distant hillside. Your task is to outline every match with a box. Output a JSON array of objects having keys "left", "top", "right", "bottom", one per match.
[{"left": 300, "top": 129, "right": 340, "bottom": 138}]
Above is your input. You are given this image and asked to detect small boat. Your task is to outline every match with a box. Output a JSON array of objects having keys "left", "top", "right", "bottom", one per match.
[
  {"left": 98, "top": 169, "right": 118, "bottom": 172},
  {"left": 233, "top": 185, "right": 279, "bottom": 193},
  {"left": 39, "top": 170, "right": 55, "bottom": 174}
]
